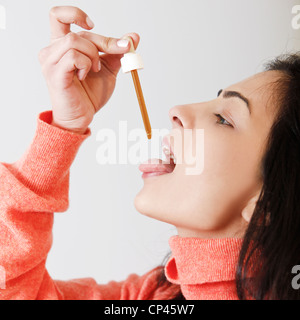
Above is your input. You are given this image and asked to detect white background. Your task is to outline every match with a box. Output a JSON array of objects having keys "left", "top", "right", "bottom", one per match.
[{"left": 0, "top": 0, "right": 299, "bottom": 284}]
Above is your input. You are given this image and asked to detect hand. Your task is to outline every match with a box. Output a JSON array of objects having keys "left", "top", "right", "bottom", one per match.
[{"left": 39, "top": 6, "right": 140, "bottom": 134}]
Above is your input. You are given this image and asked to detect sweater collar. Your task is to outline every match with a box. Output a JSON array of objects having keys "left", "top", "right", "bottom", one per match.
[{"left": 165, "top": 235, "right": 243, "bottom": 285}]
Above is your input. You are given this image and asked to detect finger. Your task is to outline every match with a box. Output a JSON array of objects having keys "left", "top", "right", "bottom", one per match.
[
  {"left": 77, "top": 31, "right": 140, "bottom": 54},
  {"left": 106, "top": 32, "right": 140, "bottom": 73},
  {"left": 96, "top": 33, "right": 140, "bottom": 76},
  {"left": 49, "top": 6, "right": 94, "bottom": 41},
  {"left": 42, "top": 32, "right": 100, "bottom": 72},
  {"left": 120, "top": 32, "right": 140, "bottom": 50},
  {"left": 57, "top": 49, "right": 93, "bottom": 82}
]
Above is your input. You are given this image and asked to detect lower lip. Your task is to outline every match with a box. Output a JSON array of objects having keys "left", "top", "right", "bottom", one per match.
[{"left": 142, "top": 172, "right": 170, "bottom": 179}]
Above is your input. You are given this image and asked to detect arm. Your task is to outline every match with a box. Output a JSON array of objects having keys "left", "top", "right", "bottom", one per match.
[
  {"left": 0, "top": 113, "right": 178, "bottom": 300},
  {"left": 54, "top": 266, "right": 179, "bottom": 300},
  {"left": 0, "top": 110, "right": 90, "bottom": 299},
  {"left": 0, "top": 112, "right": 179, "bottom": 300},
  {"left": 0, "top": 6, "right": 170, "bottom": 300}
]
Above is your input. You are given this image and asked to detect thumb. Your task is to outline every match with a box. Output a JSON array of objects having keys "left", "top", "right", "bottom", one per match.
[{"left": 101, "top": 32, "right": 141, "bottom": 76}]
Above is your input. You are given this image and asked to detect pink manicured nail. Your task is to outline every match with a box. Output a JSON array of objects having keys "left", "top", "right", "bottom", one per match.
[
  {"left": 77, "top": 69, "right": 86, "bottom": 81},
  {"left": 86, "top": 16, "right": 95, "bottom": 28},
  {"left": 117, "top": 39, "right": 129, "bottom": 48}
]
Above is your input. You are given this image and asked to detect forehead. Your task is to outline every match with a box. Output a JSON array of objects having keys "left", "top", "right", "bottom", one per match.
[{"left": 225, "top": 71, "right": 283, "bottom": 117}]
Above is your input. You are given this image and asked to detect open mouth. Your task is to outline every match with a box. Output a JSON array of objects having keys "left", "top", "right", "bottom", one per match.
[
  {"left": 162, "top": 144, "right": 176, "bottom": 165},
  {"left": 138, "top": 136, "right": 176, "bottom": 178}
]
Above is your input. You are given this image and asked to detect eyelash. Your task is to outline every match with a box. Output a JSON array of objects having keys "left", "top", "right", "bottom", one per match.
[{"left": 214, "top": 113, "right": 233, "bottom": 128}]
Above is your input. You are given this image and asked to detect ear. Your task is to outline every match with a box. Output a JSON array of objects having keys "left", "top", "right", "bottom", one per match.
[{"left": 241, "top": 190, "right": 261, "bottom": 223}]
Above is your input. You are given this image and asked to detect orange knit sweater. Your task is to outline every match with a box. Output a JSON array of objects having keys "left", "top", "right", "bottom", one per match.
[{"left": 0, "top": 111, "right": 243, "bottom": 300}]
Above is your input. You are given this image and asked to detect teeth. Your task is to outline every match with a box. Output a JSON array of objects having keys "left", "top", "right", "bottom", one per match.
[
  {"left": 162, "top": 145, "right": 171, "bottom": 155},
  {"left": 170, "top": 154, "right": 176, "bottom": 164},
  {"left": 162, "top": 145, "right": 176, "bottom": 164}
]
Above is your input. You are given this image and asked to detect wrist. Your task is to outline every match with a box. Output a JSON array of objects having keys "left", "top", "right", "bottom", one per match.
[{"left": 50, "top": 120, "right": 88, "bottom": 135}]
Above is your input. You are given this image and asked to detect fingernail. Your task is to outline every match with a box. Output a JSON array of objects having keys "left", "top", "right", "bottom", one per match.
[
  {"left": 86, "top": 16, "right": 95, "bottom": 28},
  {"left": 77, "top": 69, "right": 85, "bottom": 81},
  {"left": 98, "top": 61, "right": 101, "bottom": 71},
  {"left": 117, "top": 39, "right": 129, "bottom": 48}
]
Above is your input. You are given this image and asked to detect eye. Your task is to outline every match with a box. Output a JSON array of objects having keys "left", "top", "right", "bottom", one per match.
[{"left": 214, "top": 113, "right": 233, "bottom": 127}]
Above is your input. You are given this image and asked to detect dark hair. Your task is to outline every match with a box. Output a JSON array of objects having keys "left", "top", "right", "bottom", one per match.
[
  {"left": 237, "top": 52, "right": 300, "bottom": 300},
  {"left": 155, "top": 52, "right": 300, "bottom": 300}
]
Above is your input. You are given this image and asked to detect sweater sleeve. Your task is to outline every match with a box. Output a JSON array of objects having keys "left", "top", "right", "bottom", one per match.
[
  {"left": 54, "top": 266, "right": 179, "bottom": 300},
  {"left": 0, "top": 110, "right": 90, "bottom": 299},
  {"left": 0, "top": 111, "right": 179, "bottom": 300}
]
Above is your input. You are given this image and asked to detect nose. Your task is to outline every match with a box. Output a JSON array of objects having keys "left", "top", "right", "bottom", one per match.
[{"left": 168, "top": 104, "right": 195, "bottom": 129}]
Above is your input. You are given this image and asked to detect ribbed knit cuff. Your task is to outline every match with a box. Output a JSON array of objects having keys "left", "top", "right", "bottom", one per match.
[{"left": 11, "top": 110, "right": 91, "bottom": 194}]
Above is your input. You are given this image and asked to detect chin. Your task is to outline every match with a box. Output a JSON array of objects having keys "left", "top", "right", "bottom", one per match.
[
  {"left": 134, "top": 190, "right": 157, "bottom": 219},
  {"left": 134, "top": 191, "right": 147, "bottom": 215},
  {"left": 134, "top": 189, "right": 170, "bottom": 225}
]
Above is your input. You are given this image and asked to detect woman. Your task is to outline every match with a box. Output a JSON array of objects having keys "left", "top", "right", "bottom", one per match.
[{"left": 0, "top": 6, "right": 299, "bottom": 300}]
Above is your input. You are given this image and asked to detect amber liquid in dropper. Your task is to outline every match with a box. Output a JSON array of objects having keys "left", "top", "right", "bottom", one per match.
[{"left": 131, "top": 69, "right": 152, "bottom": 139}]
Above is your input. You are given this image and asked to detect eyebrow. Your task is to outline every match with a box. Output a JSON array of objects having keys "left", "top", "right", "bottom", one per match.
[{"left": 217, "top": 89, "right": 251, "bottom": 114}]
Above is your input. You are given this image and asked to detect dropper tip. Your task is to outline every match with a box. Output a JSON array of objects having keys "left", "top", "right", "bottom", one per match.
[{"left": 147, "top": 131, "right": 152, "bottom": 140}]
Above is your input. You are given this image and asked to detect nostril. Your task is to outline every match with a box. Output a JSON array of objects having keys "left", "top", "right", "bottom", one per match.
[{"left": 172, "top": 116, "right": 183, "bottom": 127}]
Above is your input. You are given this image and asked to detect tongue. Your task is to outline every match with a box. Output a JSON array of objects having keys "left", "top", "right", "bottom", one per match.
[{"left": 139, "top": 158, "right": 175, "bottom": 173}]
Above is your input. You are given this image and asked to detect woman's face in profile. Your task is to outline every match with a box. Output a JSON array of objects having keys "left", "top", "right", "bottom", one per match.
[{"left": 134, "top": 70, "right": 282, "bottom": 238}]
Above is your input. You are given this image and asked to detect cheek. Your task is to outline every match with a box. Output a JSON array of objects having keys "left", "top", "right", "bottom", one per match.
[
  {"left": 194, "top": 131, "right": 262, "bottom": 224},
  {"left": 173, "top": 131, "right": 262, "bottom": 228},
  {"left": 204, "top": 127, "right": 261, "bottom": 182}
]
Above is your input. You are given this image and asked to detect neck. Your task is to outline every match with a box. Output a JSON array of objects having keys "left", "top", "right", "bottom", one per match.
[{"left": 176, "top": 220, "right": 247, "bottom": 239}]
